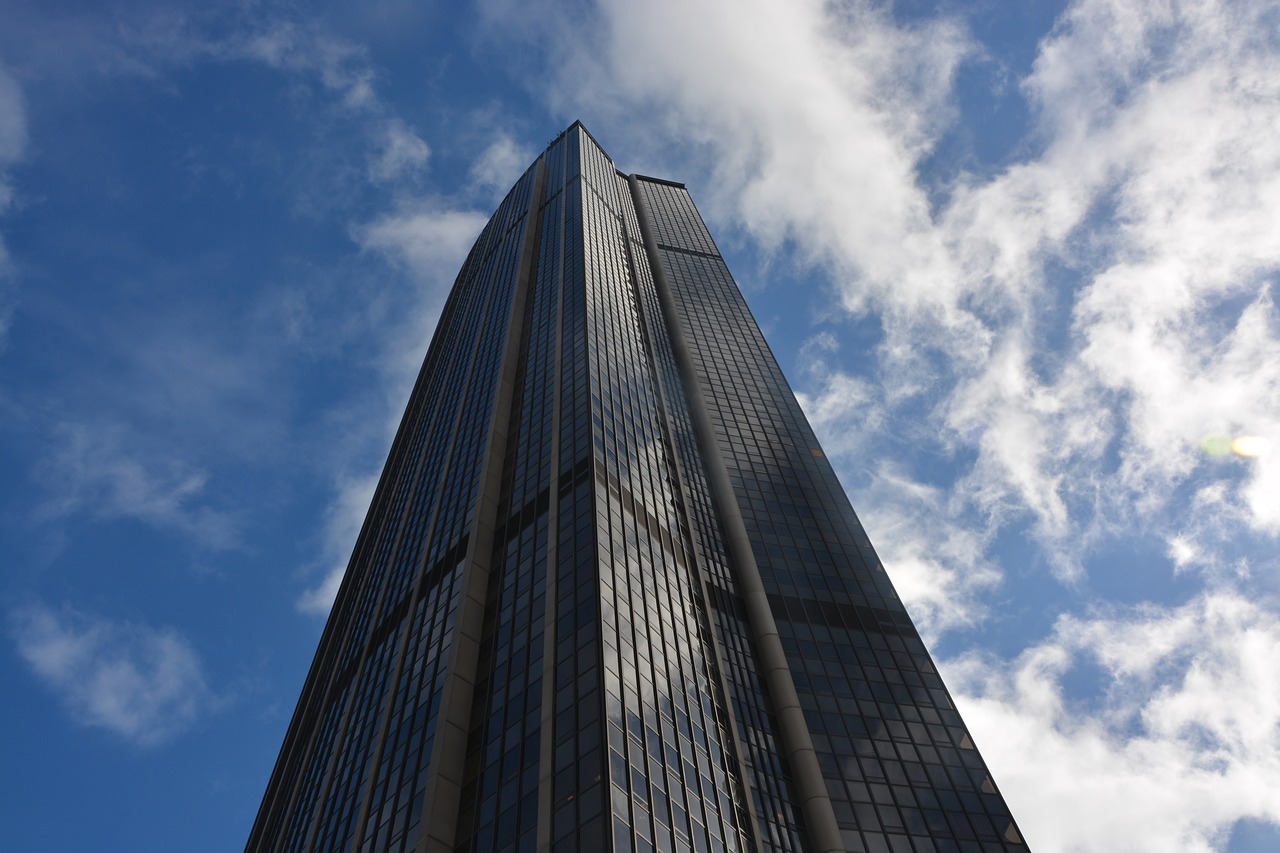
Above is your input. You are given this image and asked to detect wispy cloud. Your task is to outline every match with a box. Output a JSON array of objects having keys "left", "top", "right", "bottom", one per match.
[
  {"left": 0, "top": 64, "right": 23, "bottom": 210},
  {"left": 296, "top": 469, "right": 379, "bottom": 614},
  {"left": 468, "top": 132, "right": 535, "bottom": 197},
  {"left": 855, "top": 465, "right": 1003, "bottom": 641},
  {"left": 948, "top": 589, "right": 1280, "bottom": 851},
  {"left": 228, "top": 20, "right": 377, "bottom": 109},
  {"left": 368, "top": 118, "right": 430, "bottom": 184},
  {"left": 43, "top": 9, "right": 431, "bottom": 205},
  {"left": 37, "top": 422, "right": 240, "bottom": 550},
  {"left": 172, "top": 13, "right": 496, "bottom": 613},
  {"left": 0, "top": 63, "right": 27, "bottom": 346},
  {"left": 352, "top": 202, "right": 489, "bottom": 386},
  {"left": 10, "top": 603, "right": 216, "bottom": 746}
]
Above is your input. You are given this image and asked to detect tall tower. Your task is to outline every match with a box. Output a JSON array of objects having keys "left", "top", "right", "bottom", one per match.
[{"left": 249, "top": 123, "right": 1026, "bottom": 853}]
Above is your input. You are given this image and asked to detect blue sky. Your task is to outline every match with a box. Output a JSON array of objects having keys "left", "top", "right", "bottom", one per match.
[{"left": 2, "top": 1, "right": 1278, "bottom": 851}]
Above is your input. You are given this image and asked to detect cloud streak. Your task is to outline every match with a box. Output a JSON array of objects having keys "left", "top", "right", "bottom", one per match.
[{"left": 296, "top": 469, "right": 379, "bottom": 614}]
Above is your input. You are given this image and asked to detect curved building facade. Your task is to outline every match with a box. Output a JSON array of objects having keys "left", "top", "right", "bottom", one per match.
[{"left": 248, "top": 122, "right": 1027, "bottom": 853}]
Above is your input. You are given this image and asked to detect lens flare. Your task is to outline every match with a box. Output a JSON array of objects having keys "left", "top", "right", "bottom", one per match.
[
  {"left": 1201, "top": 435, "right": 1232, "bottom": 457},
  {"left": 1231, "top": 436, "right": 1272, "bottom": 458}
]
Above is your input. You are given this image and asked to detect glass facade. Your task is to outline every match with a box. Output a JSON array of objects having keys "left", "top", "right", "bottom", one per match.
[{"left": 248, "top": 123, "right": 1027, "bottom": 853}]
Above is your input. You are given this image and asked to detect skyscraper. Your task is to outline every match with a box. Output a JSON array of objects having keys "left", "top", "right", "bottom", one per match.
[{"left": 249, "top": 123, "right": 1026, "bottom": 853}]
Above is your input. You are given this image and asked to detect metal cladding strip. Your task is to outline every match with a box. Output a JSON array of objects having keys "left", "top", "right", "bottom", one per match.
[
  {"left": 627, "top": 175, "right": 845, "bottom": 853},
  {"left": 416, "top": 158, "right": 548, "bottom": 853}
]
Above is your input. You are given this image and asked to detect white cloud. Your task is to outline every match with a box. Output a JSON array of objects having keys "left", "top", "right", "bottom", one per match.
[
  {"left": 943, "top": 0, "right": 1280, "bottom": 556},
  {"left": 11, "top": 603, "right": 215, "bottom": 745},
  {"left": 469, "top": 133, "right": 534, "bottom": 195},
  {"left": 359, "top": 203, "right": 485, "bottom": 262},
  {"left": 0, "top": 63, "right": 27, "bottom": 345},
  {"left": 947, "top": 589, "right": 1280, "bottom": 852},
  {"left": 0, "top": 64, "right": 24, "bottom": 203},
  {"left": 352, "top": 202, "right": 488, "bottom": 383},
  {"left": 368, "top": 118, "right": 430, "bottom": 183},
  {"left": 37, "top": 422, "right": 239, "bottom": 549},
  {"left": 354, "top": 203, "right": 488, "bottom": 285},
  {"left": 533, "top": 0, "right": 971, "bottom": 321},
  {"left": 1166, "top": 534, "right": 1201, "bottom": 573}
]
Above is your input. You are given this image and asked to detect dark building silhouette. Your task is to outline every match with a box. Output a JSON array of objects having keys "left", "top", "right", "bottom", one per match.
[{"left": 249, "top": 123, "right": 1026, "bottom": 853}]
